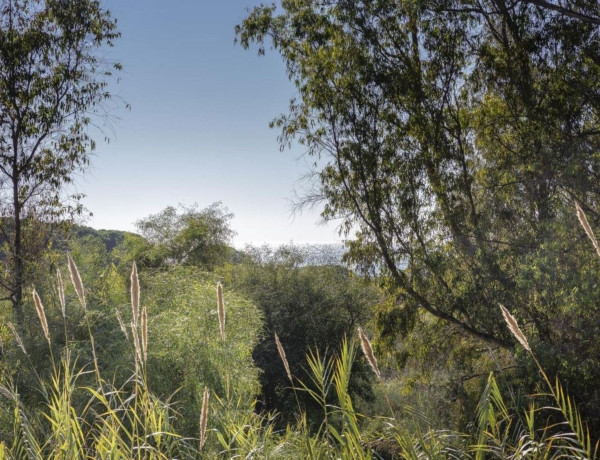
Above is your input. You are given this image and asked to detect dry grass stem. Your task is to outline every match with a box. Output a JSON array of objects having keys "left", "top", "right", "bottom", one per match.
[
  {"left": 131, "top": 321, "right": 142, "bottom": 366},
  {"left": 575, "top": 202, "right": 600, "bottom": 257},
  {"left": 67, "top": 253, "right": 86, "bottom": 311},
  {"left": 199, "top": 386, "right": 210, "bottom": 449},
  {"left": 217, "top": 283, "right": 225, "bottom": 341},
  {"left": 130, "top": 262, "right": 140, "bottom": 326},
  {"left": 32, "top": 289, "right": 50, "bottom": 344},
  {"left": 8, "top": 322, "right": 26, "bottom": 354},
  {"left": 115, "top": 308, "right": 128, "bottom": 339},
  {"left": 358, "top": 327, "right": 381, "bottom": 379},
  {"left": 141, "top": 306, "right": 148, "bottom": 363},
  {"left": 274, "top": 333, "right": 293, "bottom": 383},
  {"left": 56, "top": 268, "right": 66, "bottom": 318},
  {"left": 500, "top": 304, "right": 531, "bottom": 352}
]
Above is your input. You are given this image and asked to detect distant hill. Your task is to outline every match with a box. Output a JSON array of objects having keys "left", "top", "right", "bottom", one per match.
[{"left": 71, "top": 225, "right": 133, "bottom": 253}]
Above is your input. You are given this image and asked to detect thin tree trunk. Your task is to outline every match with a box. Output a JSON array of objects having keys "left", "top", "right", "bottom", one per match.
[{"left": 12, "top": 160, "right": 23, "bottom": 327}]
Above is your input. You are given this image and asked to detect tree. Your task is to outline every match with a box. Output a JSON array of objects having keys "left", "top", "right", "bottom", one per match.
[
  {"left": 133, "top": 202, "right": 236, "bottom": 270},
  {"left": 238, "top": 0, "right": 600, "bottom": 423},
  {"left": 0, "top": 0, "right": 120, "bottom": 324}
]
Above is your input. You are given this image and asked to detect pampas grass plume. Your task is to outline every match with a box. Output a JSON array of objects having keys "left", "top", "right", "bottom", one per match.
[
  {"left": 274, "top": 333, "right": 293, "bottom": 383},
  {"left": 358, "top": 327, "right": 381, "bottom": 379},
  {"left": 67, "top": 253, "right": 86, "bottom": 311},
  {"left": 32, "top": 289, "right": 50, "bottom": 344},
  {"left": 217, "top": 283, "right": 225, "bottom": 341},
  {"left": 500, "top": 304, "right": 531, "bottom": 352},
  {"left": 141, "top": 306, "right": 148, "bottom": 363},
  {"left": 8, "top": 322, "right": 26, "bottom": 355},
  {"left": 115, "top": 308, "right": 128, "bottom": 339},
  {"left": 575, "top": 202, "right": 600, "bottom": 257},
  {"left": 131, "top": 262, "right": 140, "bottom": 326},
  {"left": 199, "top": 386, "right": 210, "bottom": 449},
  {"left": 56, "top": 269, "right": 66, "bottom": 318}
]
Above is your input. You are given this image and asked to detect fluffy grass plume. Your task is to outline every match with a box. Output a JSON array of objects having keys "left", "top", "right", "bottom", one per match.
[
  {"left": 131, "top": 262, "right": 140, "bottom": 325},
  {"left": 67, "top": 253, "right": 86, "bottom": 311},
  {"left": 217, "top": 283, "right": 225, "bottom": 341},
  {"left": 576, "top": 202, "right": 600, "bottom": 257},
  {"left": 357, "top": 327, "right": 381, "bottom": 379},
  {"left": 32, "top": 289, "right": 50, "bottom": 344},
  {"left": 141, "top": 306, "right": 148, "bottom": 363},
  {"left": 56, "top": 268, "right": 66, "bottom": 318},
  {"left": 7, "top": 322, "right": 26, "bottom": 354},
  {"left": 274, "top": 333, "right": 293, "bottom": 383},
  {"left": 499, "top": 304, "right": 531, "bottom": 352},
  {"left": 199, "top": 386, "right": 210, "bottom": 450},
  {"left": 115, "top": 308, "right": 128, "bottom": 339}
]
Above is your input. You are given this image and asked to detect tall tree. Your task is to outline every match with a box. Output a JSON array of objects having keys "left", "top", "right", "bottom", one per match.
[
  {"left": 131, "top": 202, "right": 236, "bottom": 270},
  {"left": 237, "top": 0, "right": 600, "bottom": 416},
  {"left": 0, "top": 0, "right": 120, "bottom": 324}
]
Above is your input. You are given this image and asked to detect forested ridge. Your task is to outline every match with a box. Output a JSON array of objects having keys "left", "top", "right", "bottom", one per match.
[{"left": 1, "top": 0, "right": 600, "bottom": 458}]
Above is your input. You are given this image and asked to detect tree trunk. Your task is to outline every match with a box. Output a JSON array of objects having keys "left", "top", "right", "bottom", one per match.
[{"left": 12, "top": 162, "right": 23, "bottom": 327}]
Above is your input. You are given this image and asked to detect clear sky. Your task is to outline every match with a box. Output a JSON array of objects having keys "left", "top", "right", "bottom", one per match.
[{"left": 76, "top": 0, "right": 343, "bottom": 247}]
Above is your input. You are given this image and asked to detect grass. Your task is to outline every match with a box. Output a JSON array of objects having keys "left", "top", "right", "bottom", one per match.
[{"left": 0, "top": 253, "right": 597, "bottom": 459}]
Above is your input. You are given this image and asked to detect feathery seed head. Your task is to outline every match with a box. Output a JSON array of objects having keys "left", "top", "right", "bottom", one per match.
[
  {"left": 575, "top": 202, "right": 600, "bottom": 258},
  {"left": 274, "top": 333, "right": 293, "bottom": 382},
  {"left": 141, "top": 306, "right": 148, "bottom": 364},
  {"left": 32, "top": 289, "right": 50, "bottom": 344},
  {"left": 358, "top": 327, "right": 381, "bottom": 379},
  {"left": 56, "top": 269, "right": 65, "bottom": 318},
  {"left": 115, "top": 308, "right": 128, "bottom": 339},
  {"left": 500, "top": 304, "right": 531, "bottom": 352},
  {"left": 217, "top": 283, "right": 225, "bottom": 341},
  {"left": 199, "top": 387, "right": 210, "bottom": 449},
  {"left": 130, "top": 262, "right": 140, "bottom": 325},
  {"left": 7, "top": 322, "right": 26, "bottom": 355},
  {"left": 67, "top": 253, "right": 86, "bottom": 311}
]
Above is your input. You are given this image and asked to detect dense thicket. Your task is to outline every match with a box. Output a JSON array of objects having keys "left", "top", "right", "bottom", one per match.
[{"left": 227, "top": 245, "right": 378, "bottom": 426}]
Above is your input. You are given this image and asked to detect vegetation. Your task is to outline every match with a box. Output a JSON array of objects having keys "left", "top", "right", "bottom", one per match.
[
  {"left": 236, "top": 0, "right": 600, "bottom": 430},
  {"left": 0, "top": 0, "right": 120, "bottom": 324},
  {"left": 0, "top": 0, "right": 599, "bottom": 458}
]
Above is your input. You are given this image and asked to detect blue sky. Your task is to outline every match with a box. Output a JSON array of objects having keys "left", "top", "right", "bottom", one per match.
[{"left": 77, "top": 0, "right": 343, "bottom": 246}]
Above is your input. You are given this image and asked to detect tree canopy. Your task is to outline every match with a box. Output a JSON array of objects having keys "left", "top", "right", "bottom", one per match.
[
  {"left": 237, "top": 0, "right": 600, "bottom": 420},
  {"left": 130, "top": 202, "right": 236, "bottom": 270}
]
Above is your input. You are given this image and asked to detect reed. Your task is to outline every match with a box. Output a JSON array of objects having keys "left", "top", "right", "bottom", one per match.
[
  {"left": 499, "top": 305, "right": 530, "bottom": 352},
  {"left": 357, "top": 327, "right": 381, "bottom": 379},
  {"left": 32, "top": 289, "right": 50, "bottom": 345},
  {"left": 67, "top": 253, "right": 86, "bottom": 311},
  {"left": 217, "top": 283, "right": 225, "bottom": 341},
  {"left": 7, "top": 321, "right": 26, "bottom": 355},
  {"left": 275, "top": 332, "right": 293, "bottom": 383},
  {"left": 199, "top": 386, "right": 210, "bottom": 450},
  {"left": 56, "top": 268, "right": 66, "bottom": 318},
  {"left": 131, "top": 262, "right": 140, "bottom": 325},
  {"left": 141, "top": 306, "right": 148, "bottom": 364},
  {"left": 115, "top": 308, "right": 128, "bottom": 339},
  {"left": 575, "top": 202, "right": 600, "bottom": 257}
]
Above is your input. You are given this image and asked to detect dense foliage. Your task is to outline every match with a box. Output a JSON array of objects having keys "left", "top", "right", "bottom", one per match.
[
  {"left": 237, "top": 0, "right": 600, "bottom": 427},
  {"left": 0, "top": 0, "right": 599, "bottom": 457},
  {"left": 226, "top": 245, "right": 378, "bottom": 426}
]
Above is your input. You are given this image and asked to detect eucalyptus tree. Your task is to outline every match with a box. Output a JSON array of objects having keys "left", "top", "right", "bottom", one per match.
[
  {"left": 0, "top": 0, "right": 120, "bottom": 324},
  {"left": 237, "top": 0, "right": 600, "bottom": 412}
]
